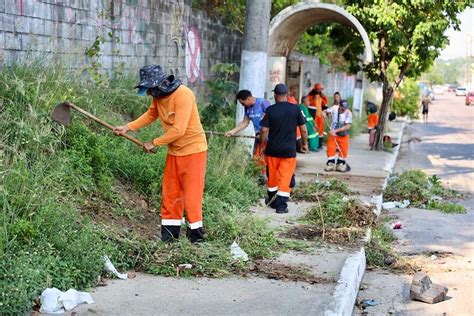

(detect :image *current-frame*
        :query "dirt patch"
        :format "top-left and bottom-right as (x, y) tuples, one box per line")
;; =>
(301, 174), (385, 196)
(81, 182), (161, 240)
(244, 260), (335, 284)
(283, 225), (366, 245)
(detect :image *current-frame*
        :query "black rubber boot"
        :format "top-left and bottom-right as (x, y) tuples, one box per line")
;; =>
(186, 227), (205, 243)
(274, 195), (289, 214)
(161, 225), (181, 242)
(265, 190), (277, 209)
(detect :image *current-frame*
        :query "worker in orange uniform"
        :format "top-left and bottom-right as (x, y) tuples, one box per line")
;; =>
(114, 65), (207, 242)
(308, 83), (328, 149)
(324, 99), (352, 172)
(367, 101), (379, 147)
(260, 84), (308, 214)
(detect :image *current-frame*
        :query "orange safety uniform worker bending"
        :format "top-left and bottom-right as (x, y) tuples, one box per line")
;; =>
(307, 83), (328, 149)
(324, 99), (352, 173)
(114, 65), (207, 242)
(260, 84), (308, 214)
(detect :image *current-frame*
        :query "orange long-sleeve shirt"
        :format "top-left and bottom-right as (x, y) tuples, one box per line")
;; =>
(127, 85), (207, 156)
(308, 94), (328, 118)
(367, 113), (379, 129)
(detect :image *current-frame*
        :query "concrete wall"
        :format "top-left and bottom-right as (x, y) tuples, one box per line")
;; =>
(0, 0), (243, 86)
(265, 52), (356, 104)
(290, 53), (356, 101)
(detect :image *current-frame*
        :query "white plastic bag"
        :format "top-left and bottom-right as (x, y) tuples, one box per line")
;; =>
(103, 255), (128, 280)
(231, 241), (249, 261)
(39, 287), (94, 314)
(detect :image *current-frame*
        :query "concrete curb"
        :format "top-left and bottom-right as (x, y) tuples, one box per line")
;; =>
(324, 118), (407, 315)
(323, 248), (366, 316)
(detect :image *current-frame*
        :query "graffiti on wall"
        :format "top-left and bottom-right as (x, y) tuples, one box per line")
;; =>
(184, 26), (203, 84)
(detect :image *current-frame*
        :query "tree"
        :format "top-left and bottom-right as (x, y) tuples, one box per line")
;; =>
(331, 0), (471, 150)
(421, 58), (466, 85)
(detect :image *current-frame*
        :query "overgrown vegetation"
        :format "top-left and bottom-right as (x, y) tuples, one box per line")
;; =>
(384, 170), (464, 212)
(0, 63), (274, 313)
(292, 179), (375, 229)
(392, 77), (420, 119)
(200, 63), (239, 130)
(292, 178), (352, 201)
(365, 225), (398, 268)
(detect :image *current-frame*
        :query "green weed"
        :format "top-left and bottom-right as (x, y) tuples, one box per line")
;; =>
(427, 200), (467, 214)
(365, 225), (397, 268)
(292, 178), (352, 201)
(384, 170), (464, 210)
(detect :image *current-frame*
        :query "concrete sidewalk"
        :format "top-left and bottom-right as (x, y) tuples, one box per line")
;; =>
(74, 120), (406, 316)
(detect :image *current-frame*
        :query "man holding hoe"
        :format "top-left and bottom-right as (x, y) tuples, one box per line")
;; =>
(225, 90), (271, 177)
(114, 65), (207, 243)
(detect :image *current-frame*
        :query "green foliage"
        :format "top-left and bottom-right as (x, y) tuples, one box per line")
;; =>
(305, 192), (375, 228)
(366, 225), (397, 268)
(0, 63), (275, 313)
(421, 58), (467, 85)
(384, 170), (464, 210)
(200, 63), (239, 129)
(392, 77), (421, 119)
(384, 170), (431, 206)
(335, 0), (472, 150)
(192, 0), (345, 66)
(292, 178), (352, 201)
(427, 200), (467, 214)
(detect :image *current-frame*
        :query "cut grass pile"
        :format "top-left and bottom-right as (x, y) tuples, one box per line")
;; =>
(289, 179), (375, 245)
(0, 63), (275, 313)
(292, 178), (352, 202)
(384, 170), (465, 213)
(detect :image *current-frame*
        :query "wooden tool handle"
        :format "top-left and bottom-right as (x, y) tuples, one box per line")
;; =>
(204, 131), (256, 139)
(67, 102), (155, 152)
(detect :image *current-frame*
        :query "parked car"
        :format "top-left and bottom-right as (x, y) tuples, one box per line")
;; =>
(433, 85), (444, 94)
(456, 87), (467, 96)
(448, 85), (458, 93)
(466, 92), (474, 106)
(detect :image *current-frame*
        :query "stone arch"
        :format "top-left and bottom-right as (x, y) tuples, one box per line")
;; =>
(268, 2), (373, 63)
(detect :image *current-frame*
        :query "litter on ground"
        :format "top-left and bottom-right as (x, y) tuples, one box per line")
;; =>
(39, 288), (94, 314)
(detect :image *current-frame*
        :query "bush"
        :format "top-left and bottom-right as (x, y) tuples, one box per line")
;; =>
(384, 170), (464, 209)
(392, 77), (420, 119)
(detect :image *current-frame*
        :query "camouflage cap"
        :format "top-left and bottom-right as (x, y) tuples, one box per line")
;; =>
(135, 64), (168, 88)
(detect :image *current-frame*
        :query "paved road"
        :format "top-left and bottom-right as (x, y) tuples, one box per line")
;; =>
(395, 93), (474, 193)
(356, 93), (474, 315)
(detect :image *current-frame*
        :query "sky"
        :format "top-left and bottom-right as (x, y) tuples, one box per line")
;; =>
(439, 7), (473, 60)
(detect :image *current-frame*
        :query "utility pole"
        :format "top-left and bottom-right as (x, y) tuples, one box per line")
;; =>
(236, 0), (271, 146)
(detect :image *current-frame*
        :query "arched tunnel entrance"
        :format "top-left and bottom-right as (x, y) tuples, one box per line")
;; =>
(265, 2), (373, 111)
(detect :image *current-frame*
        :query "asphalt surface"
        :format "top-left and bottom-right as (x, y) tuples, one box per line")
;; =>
(356, 93), (474, 315)
(394, 93), (474, 193)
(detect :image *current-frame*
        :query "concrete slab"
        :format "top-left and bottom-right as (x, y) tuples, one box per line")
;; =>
(386, 204), (474, 257)
(74, 274), (334, 315)
(251, 199), (312, 229)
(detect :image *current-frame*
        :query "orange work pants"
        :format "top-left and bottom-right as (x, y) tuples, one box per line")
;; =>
(315, 116), (324, 136)
(161, 151), (207, 230)
(326, 135), (349, 160)
(253, 139), (267, 175)
(266, 156), (297, 197)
